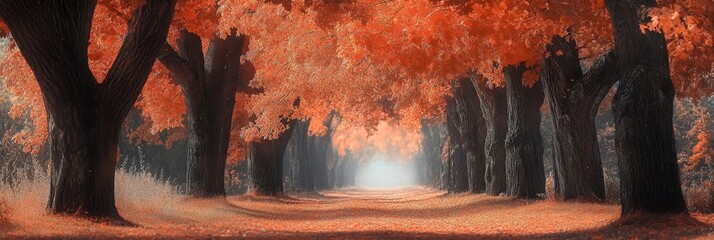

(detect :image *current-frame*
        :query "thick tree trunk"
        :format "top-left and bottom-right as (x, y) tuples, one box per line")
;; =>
(473, 78), (508, 195)
(503, 64), (546, 199)
(247, 125), (294, 196)
(286, 121), (310, 192)
(420, 122), (446, 188)
(295, 122), (312, 191)
(308, 118), (334, 191)
(540, 35), (619, 201)
(444, 78), (485, 193)
(606, 0), (686, 216)
(0, 0), (175, 218)
(157, 30), (247, 197)
(445, 96), (469, 192)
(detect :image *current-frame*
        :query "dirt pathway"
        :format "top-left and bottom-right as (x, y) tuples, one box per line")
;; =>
(2, 187), (713, 239)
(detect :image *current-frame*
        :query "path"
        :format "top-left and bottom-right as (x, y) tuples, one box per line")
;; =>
(2, 186), (714, 239)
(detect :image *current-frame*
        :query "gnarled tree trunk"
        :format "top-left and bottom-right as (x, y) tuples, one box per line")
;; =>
(540, 35), (619, 201)
(288, 120), (310, 192)
(420, 122), (446, 188)
(473, 77), (508, 195)
(308, 117), (335, 191)
(605, 0), (686, 217)
(445, 97), (469, 193)
(0, 0), (175, 218)
(157, 30), (247, 197)
(503, 64), (545, 199)
(445, 78), (486, 193)
(247, 123), (295, 196)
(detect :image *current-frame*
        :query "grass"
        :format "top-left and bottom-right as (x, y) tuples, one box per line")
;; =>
(0, 158), (181, 228)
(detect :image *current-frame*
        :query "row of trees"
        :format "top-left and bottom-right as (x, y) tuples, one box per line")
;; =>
(0, 0), (712, 223)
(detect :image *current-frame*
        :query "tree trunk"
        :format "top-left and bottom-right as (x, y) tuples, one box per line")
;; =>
(473, 78), (508, 195)
(247, 125), (294, 196)
(440, 137), (451, 190)
(293, 121), (315, 192)
(503, 64), (546, 199)
(540, 35), (619, 201)
(605, 0), (687, 216)
(308, 116), (335, 191)
(0, 0), (175, 218)
(445, 96), (469, 192)
(287, 121), (310, 192)
(157, 30), (247, 197)
(420, 122), (446, 188)
(444, 77), (485, 193)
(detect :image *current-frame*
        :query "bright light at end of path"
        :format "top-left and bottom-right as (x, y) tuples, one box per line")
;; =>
(355, 156), (417, 188)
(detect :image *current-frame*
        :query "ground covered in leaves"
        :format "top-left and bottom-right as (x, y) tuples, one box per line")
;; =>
(2, 187), (714, 239)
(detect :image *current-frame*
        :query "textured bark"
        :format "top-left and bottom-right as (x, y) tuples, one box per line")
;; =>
(440, 138), (451, 190)
(606, 0), (686, 216)
(445, 97), (469, 193)
(420, 122), (446, 188)
(0, 0), (175, 218)
(308, 116), (335, 191)
(247, 124), (295, 196)
(541, 35), (619, 201)
(503, 64), (545, 199)
(286, 121), (310, 192)
(445, 78), (486, 193)
(157, 30), (247, 197)
(473, 78), (508, 195)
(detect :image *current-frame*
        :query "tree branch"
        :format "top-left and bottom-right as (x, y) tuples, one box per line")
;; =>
(156, 41), (191, 85)
(101, 0), (176, 124)
(579, 50), (619, 116)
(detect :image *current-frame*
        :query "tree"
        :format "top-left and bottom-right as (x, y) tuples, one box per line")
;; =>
(248, 121), (295, 196)
(473, 78), (508, 196)
(606, 0), (687, 217)
(156, 29), (250, 197)
(0, 0), (175, 218)
(504, 63), (546, 199)
(419, 121), (446, 188)
(540, 35), (618, 201)
(444, 94), (469, 193)
(445, 77), (486, 193)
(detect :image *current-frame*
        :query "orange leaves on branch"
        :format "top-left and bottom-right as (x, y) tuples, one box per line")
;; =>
(135, 63), (185, 135)
(684, 104), (713, 172)
(644, 1), (714, 98)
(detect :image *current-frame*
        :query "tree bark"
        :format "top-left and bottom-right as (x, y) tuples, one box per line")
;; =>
(473, 78), (508, 195)
(540, 35), (619, 201)
(445, 78), (486, 193)
(503, 63), (546, 199)
(605, 0), (687, 216)
(287, 120), (310, 192)
(308, 116), (335, 191)
(157, 30), (247, 197)
(247, 124), (295, 196)
(0, 0), (175, 218)
(440, 138), (451, 190)
(420, 122), (446, 188)
(445, 97), (469, 193)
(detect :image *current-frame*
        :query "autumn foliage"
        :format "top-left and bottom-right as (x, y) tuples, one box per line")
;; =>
(0, 0), (711, 162)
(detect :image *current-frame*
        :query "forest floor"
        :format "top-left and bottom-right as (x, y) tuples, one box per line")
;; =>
(2, 186), (714, 239)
